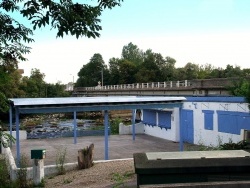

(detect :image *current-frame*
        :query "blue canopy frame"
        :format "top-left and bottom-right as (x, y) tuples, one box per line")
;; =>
(9, 96), (185, 163)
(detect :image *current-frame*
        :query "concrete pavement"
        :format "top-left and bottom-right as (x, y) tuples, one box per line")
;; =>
(10, 134), (198, 166)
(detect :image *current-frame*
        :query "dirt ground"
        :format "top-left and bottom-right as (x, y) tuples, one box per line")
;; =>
(45, 159), (136, 188)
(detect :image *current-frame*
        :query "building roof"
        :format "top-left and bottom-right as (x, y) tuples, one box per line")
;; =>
(9, 96), (186, 114)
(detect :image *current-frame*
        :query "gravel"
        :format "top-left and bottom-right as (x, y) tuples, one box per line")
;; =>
(45, 159), (136, 188)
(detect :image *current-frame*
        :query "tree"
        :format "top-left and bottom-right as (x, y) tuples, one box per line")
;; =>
(223, 64), (243, 78)
(135, 49), (165, 82)
(228, 78), (250, 109)
(108, 57), (121, 85)
(182, 62), (199, 80)
(0, 0), (122, 112)
(163, 56), (177, 81)
(46, 83), (70, 97)
(76, 53), (107, 87)
(0, 0), (123, 63)
(119, 59), (137, 84)
(20, 68), (46, 97)
(121, 42), (144, 66)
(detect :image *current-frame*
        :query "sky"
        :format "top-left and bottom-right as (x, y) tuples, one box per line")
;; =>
(18, 0), (250, 84)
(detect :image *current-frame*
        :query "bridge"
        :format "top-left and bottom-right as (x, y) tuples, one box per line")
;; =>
(73, 78), (237, 97)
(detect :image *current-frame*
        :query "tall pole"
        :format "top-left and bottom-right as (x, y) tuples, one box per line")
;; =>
(101, 69), (103, 87)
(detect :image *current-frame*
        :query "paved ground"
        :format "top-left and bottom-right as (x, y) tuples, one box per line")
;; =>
(10, 134), (198, 166)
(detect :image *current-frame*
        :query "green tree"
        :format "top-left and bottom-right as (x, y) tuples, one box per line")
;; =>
(223, 64), (243, 78)
(0, 0), (123, 63)
(197, 64), (215, 79)
(20, 68), (46, 97)
(108, 57), (121, 85)
(135, 49), (165, 82)
(163, 56), (177, 81)
(46, 83), (70, 97)
(182, 62), (199, 80)
(0, 0), (122, 112)
(121, 42), (144, 66)
(76, 53), (107, 87)
(119, 59), (137, 84)
(229, 78), (250, 108)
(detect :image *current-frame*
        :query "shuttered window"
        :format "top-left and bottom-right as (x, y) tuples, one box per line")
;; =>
(158, 111), (171, 129)
(202, 110), (214, 130)
(142, 110), (156, 126)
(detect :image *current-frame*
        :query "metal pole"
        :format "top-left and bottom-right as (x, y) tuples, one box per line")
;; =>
(15, 107), (20, 166)
(101, 68), (103, 87)
(132, 109), (136, 141)
(179, 108), (184, 151)
(73, 111), (77, 144)
(104, 110), (109, 160)
(9, 107), (13, 147)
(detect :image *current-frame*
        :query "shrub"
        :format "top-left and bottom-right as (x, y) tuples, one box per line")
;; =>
(219, 140), (250, 150)
(56, 147), (67, 175)
(110, 117), (122, 135)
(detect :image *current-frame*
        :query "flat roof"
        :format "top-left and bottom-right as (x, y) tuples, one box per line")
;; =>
(9, 96), (186, 114)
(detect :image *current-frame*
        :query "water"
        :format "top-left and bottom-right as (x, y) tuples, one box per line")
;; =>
(26, 119), (104, 139)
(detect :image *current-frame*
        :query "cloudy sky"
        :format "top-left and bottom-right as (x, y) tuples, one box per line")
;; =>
(18, 0), (250, 84)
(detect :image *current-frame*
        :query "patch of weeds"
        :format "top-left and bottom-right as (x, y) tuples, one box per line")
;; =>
(0, 155), (15, 187)
(110, 117), (122, 134)
(111, 171), (134, 188)
(33, 178), (45, 187)
(47, 175), (55, 179)
(56, 147), (67, 175)
(63, 178), (72, 184)
(16, 154), (33, 188)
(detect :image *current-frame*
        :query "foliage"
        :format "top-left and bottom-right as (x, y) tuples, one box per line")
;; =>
(219, 140), (250, 150)
(228, 78), (250, 108)
(76, 53), (108, 87)
(0, 0), (123, 62)
(0, 123), (16, 148)
(0, 156), (14, 187)
(18, 68), (70, 98)
(110, 117), (122, 134)
(16, 154), (32, 188)
(56, 147), (67, 175)
(111, 171), (134, 188)
(0, 0), (123, 113)
(0, 92), (9, 112)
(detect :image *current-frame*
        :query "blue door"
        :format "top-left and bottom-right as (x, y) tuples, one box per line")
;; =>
(182, 109), (194, 144)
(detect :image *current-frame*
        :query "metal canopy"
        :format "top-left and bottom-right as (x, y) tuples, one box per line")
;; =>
(9, 96), (186, 114)
(9, 96), (186, 163)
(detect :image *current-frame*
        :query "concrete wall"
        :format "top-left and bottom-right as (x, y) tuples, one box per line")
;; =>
(4, 130), (27, 140)
(144, 108), (180, 142)
(119, 122), (144, 135)
(142, 97), (250, 147)
(182, 100), (249, 147)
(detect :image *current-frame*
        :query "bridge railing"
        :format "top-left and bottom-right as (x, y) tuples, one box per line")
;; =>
(74, 80), (193, 92)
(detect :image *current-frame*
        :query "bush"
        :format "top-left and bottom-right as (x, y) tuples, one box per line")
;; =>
(219, 140), (250, 150)
(110, 117), (122, 134)
(0, 156), (13, 187)
(56, 147), (67, 175)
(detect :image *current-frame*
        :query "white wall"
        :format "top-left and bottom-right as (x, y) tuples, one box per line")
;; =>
(142, 99), (249, 147)
(183, 101), (249, 147)
(119, 122), (144, 135)
(144, 107), (180, 142)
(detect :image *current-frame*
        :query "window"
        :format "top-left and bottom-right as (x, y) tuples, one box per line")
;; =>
(202, 110), (214, 130)
(158, 111), (172, 130)
(142, 110), (156, 126)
